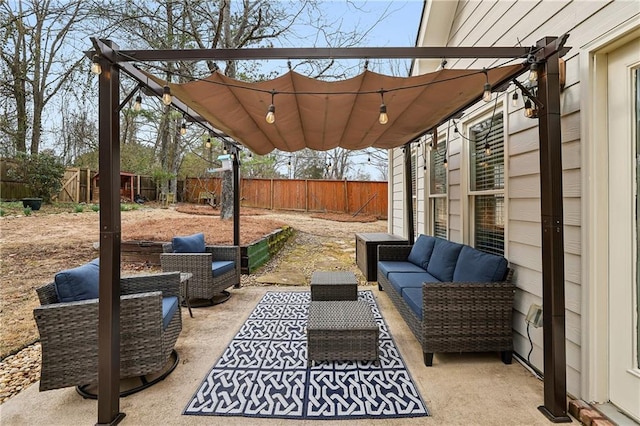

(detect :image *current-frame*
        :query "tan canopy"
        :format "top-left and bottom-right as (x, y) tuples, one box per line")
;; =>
(148, 64), (525, 154)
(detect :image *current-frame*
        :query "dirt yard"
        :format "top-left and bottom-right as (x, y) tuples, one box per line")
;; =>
(0, 203), (386, 359)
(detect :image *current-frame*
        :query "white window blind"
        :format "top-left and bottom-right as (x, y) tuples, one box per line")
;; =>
(470, 114), (505, 256)
(429, 136), (447, 239)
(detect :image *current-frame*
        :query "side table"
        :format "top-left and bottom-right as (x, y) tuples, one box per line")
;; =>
(179, 272), (193, 317)
(355, 233), (408, 281)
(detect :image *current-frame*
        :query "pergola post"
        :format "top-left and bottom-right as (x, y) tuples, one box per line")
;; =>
(233, 149), (240, 247)
(96, 40), (125, 425)
(535, 36), (571, 423)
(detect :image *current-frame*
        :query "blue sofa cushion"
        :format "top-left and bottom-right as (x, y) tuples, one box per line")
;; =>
(388, 272), (440, 296)
(407, 235), (436, 269)
(378, 261), (426, 279)
(162, 296), (180, 330)
(172, 233), (205, 253)
(426, 238), (464, 282)
(54, 260), (100, 302)
(212, 261), (236, 277)
(402, 287), (423, 320)
(453, 246), (509, 282)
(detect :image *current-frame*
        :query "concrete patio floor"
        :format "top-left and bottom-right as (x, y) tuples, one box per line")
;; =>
(1, 284), (553, 426)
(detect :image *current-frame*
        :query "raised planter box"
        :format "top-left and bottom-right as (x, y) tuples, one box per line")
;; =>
(121, 225), (294, 273)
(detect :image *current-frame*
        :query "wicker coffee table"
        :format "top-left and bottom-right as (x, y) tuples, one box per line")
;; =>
(310, 271), (358, 301)
(307, 300), (379, 365)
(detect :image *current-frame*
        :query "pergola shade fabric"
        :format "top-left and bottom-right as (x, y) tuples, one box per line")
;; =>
(147, 64), (525, 154)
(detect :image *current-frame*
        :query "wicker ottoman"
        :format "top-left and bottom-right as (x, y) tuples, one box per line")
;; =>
(310, 271), (358, 301)
(307, 300), (379, 365)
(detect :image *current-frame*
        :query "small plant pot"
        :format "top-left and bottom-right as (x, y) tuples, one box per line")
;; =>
(22, 198), (43, 211)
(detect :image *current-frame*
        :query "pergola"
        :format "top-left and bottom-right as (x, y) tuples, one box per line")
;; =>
(90, 35), (571, 425)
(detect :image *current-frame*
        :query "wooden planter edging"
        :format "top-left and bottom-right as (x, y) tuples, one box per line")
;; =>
(121, 225), (294, 273)
(241, 226), (294, 274)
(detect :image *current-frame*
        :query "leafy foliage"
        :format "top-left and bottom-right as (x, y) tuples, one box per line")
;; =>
(8, 152), (66, 202)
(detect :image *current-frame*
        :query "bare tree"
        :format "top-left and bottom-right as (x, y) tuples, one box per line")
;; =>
(0, 0), (90, 155)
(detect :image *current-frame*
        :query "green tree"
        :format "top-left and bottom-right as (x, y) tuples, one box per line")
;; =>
(8, 151), (66, 202)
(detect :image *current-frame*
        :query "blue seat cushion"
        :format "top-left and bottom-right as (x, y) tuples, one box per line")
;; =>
(407, 234), (436, 269)
(54, 260), (100, 302)
(402, 287), (423, 320)
(212, 261), (235, 277)
(162, 296), (180, 330)
(453, 246), (509, 282)
(388, 272), (439, 296)
(378, 261), (426, 279)
(426, 238), (464, 282)
(172, 233), (205, 253)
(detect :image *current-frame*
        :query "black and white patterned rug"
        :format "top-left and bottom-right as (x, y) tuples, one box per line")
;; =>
(183, 290), (429, 420)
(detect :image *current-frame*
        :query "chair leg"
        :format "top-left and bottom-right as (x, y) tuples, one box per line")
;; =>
(423, 352), (434, 366)
(501, 350), (513, 365)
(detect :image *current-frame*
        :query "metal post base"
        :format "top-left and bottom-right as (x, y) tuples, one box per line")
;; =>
(96, 412), (126, 426)
(538, 405), (572, 423)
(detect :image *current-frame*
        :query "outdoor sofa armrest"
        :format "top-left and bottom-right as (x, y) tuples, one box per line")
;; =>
(120, 271), (181, 299)
(377, 244), (413, 262)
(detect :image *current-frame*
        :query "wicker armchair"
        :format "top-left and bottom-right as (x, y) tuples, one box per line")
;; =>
(161, 243), (240, 305)
(34, 272), (182, 396)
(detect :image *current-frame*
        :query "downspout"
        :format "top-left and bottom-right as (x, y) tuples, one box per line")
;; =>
(404, 142), (415, 244)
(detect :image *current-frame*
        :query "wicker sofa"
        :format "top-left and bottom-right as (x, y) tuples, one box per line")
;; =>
(34, 261), (182, 395)
(161, 232), (240, 305)
(377, 234), (515, 366)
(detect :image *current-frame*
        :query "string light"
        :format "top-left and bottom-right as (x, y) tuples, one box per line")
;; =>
(180, 121), (187, 135)
(205, 137), (211, 149)
(367, 153), (371, 162)
(378, 90), (388, 125)
(524, 98), (534, 118)
(266, 91), (276, 124)
(511, 91), (519, 107)
(162, 85), (172, 105)
(443, 158), (448, 168)
(485, 142), (491, 156)
(90, 55), (102, 75)
(482, 68), (492, 103)
(134, 94), (142, 111)
(528, 62), (538, 83)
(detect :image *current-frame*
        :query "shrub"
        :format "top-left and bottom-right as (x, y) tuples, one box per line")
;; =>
(8, 152), (66, 203)
(23, 207), (32, 216)
(0, 209), (5, 217)
(74, 205), (84, 213)
(91, 204), (100, 212)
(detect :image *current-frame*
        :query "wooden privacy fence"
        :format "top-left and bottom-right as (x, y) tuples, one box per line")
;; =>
(185, 177), (388, 218)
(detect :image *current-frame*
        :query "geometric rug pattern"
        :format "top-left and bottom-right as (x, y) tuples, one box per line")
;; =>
(183, 290), (429, 419)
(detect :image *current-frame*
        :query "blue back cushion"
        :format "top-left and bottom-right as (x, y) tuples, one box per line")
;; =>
(172, 233), (205, 253)
(453, 246), (509, 282)
(407, 235), (435, 269)
(54, 259), (100, 302)
(426, 238), (464, 282)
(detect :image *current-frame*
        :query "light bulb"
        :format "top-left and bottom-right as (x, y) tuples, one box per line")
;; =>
(524, 99), (534, 118)
(265, 104), (275, 124)
(378, 103), (388, 125)
(205, 138), (211, 149)
(162, 85), (172, 105)
(443, 158), (448, 168)
(180, 122), (187, 135)
(511, 91), (519, 107)
(482, 82), (492, 102)
(134, 95), (142, 112)
(528, 63), (538, 82)
(485, 143), (491, 156)
(91, 55), (102, 75)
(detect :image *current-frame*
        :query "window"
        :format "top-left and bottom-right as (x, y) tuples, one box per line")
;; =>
(410, 147), (418, 239)
(429, 135), (447, 238)
(469, 113), (504, 256)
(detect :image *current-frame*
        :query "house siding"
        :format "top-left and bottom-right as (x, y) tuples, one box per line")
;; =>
(390, 0), (639, 400)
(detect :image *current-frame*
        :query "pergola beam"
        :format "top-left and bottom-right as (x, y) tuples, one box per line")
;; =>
(115, 46), (539, 62)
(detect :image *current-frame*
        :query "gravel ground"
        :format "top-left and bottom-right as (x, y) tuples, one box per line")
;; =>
(0, 210), (387, 404)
